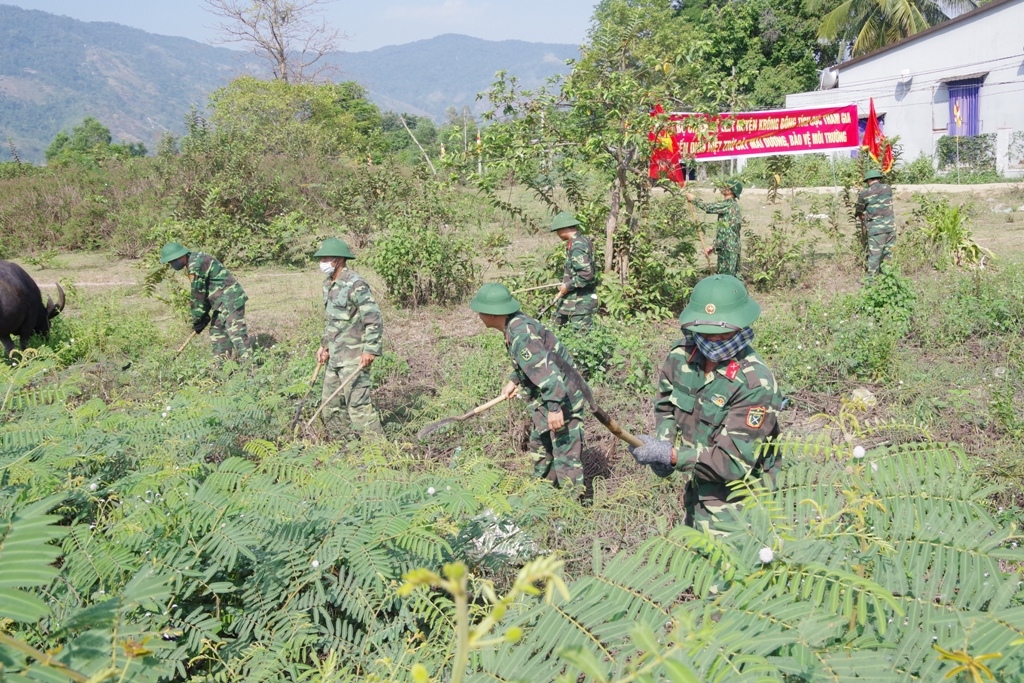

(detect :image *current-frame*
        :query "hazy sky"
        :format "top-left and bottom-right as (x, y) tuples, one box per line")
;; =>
(6, 0), (598, 51)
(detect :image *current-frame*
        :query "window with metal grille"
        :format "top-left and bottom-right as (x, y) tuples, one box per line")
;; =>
(947, 78), (983, 136)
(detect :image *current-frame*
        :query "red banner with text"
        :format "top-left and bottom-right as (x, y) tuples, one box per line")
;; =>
(659, 104), (860, 162)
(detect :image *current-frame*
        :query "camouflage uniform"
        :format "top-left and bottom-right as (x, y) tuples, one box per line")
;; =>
(321, 268), (383, 436)
(555, 233), (598, 330)
(854, 182), (896, 275)
(693, 197), (742, 276)
(504, 312), (587, 486)
(654, 339), (782, 530)
(187, 252), (251, 358)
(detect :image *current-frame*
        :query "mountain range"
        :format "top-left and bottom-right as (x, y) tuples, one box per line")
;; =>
(0, 4), (577, 162)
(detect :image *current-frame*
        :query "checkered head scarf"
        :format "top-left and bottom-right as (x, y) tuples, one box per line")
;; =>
(693, 327), (755, 362)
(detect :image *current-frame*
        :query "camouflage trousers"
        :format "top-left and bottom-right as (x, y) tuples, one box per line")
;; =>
(683, 461), (780, 534)
(554, 291), (598, 331)
(714, 225), (741, 276)
(209, 307), (252, 358)
(321, 361), (382, 438)
(715, 246), (740, 276)
(866, 229), (896, 275)
(528, 412), (584, 488)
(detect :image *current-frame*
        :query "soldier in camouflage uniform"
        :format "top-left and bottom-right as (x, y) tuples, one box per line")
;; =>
(471, 283), (587, 487)
(628, 275), (783, 531)
(686, 179), (744, 276)
(315, 238), (383, 437)
(159, 242), (252, 359)
(549, 212), (598, 330)
(854, 169), (896, 275)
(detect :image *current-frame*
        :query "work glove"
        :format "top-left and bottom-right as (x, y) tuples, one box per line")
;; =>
(628, 435), (675, 471)
(193, 313), (211, 334)
(648, 462), (675, 478)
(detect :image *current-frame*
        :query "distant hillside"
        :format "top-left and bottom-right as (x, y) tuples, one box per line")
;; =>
(332, 34), (577, 120)
(0, 4), (258, 162)
(0, 5), (577, 162)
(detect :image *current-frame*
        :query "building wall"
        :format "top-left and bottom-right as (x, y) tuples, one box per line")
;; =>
(786, 0), (1024, 177)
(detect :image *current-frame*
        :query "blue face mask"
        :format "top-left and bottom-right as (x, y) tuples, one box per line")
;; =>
(171, 259), (185, 271)
(693, 327), (755, 362)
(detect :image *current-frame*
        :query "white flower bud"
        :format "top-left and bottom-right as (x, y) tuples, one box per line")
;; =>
(311, 560), (320, 568)
(759, 547), (774, 564)
(427, 487), (436, 495)
(853, 445), (866, 459)
(89, 483), (98, 491)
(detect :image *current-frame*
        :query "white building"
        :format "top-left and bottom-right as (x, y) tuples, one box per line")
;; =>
(785, 0), (1024, 177)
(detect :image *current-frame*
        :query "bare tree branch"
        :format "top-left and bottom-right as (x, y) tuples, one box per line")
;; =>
(202, 0), (344, 83)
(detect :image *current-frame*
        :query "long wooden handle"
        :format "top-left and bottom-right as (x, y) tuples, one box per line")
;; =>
(688, 194), (712, 266)
(173, 331), (198, 358)
(289, 360), (328, 432)
(593, 409), (644, 448)
(309, 359), (325, 385)
(512, 282), (562, 295)
(305, 365), (364, 429)
(462, 393), (511, 419)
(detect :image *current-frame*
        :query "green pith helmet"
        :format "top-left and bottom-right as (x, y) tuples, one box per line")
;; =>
(314, 238), (356, 259)
(719, 178), (743, 197)
(549, 211), (580, 232)
(159, 242), (189, 264)
(470, 283), (522, 316)
(863, 169), (884, 181)
(678, 274), (761, 334)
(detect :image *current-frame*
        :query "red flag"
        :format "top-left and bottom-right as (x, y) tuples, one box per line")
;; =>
(648, 105), (685, 186)
(861, 98), (893, 173)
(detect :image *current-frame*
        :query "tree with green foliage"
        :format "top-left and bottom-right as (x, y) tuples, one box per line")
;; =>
(479, 0), (834, 317)
(482, 1), (687, 290)
(811, 0), (975, 56)
(208, 76), (383, 157)
(44, 117), (146, 166)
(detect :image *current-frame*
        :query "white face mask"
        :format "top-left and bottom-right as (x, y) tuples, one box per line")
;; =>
(319, 261), (336, 275)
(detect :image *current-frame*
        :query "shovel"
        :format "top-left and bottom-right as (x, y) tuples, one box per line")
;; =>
(417, 393), (513, 440)
(289, 359), (325, 433)
(305, 365), (364, 430)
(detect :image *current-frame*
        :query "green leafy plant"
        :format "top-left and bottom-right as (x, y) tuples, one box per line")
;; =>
(911, 194), (992, 268)
(744, 210), (817, 291)
(430, 441), (1024, 682)
(937, 134), (996, 171)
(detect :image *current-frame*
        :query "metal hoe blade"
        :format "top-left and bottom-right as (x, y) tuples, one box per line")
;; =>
(416, 417), (460, 440)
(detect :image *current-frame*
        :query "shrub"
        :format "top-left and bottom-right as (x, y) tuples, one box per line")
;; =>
(744, 210), (818, 291)
(892, 152), (937, 184)
(371, 218), (477, 308)
(909, 194), (991, 268)
(936, 133), (996, 170)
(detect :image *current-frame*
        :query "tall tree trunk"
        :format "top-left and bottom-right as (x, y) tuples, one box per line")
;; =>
(618, 163), (635, 285)
(604, 182), (619, 275)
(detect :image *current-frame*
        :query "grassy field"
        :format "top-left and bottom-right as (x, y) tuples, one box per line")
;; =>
(7, 181), (1024, 680)
(17, 182), (1024, 501)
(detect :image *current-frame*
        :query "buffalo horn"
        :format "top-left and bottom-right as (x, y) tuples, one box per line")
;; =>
(47, 282), (66, 319)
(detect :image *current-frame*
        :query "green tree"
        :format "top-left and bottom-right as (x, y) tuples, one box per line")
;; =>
(44, 117), (146, 166)
(811, 0), (975, 56)
(208, 76), (383, 157)
(684, 0), (838, 109)
(483, 1), (685, 278)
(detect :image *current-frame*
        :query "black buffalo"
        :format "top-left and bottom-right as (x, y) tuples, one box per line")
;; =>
(0, 260), (66, 357)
